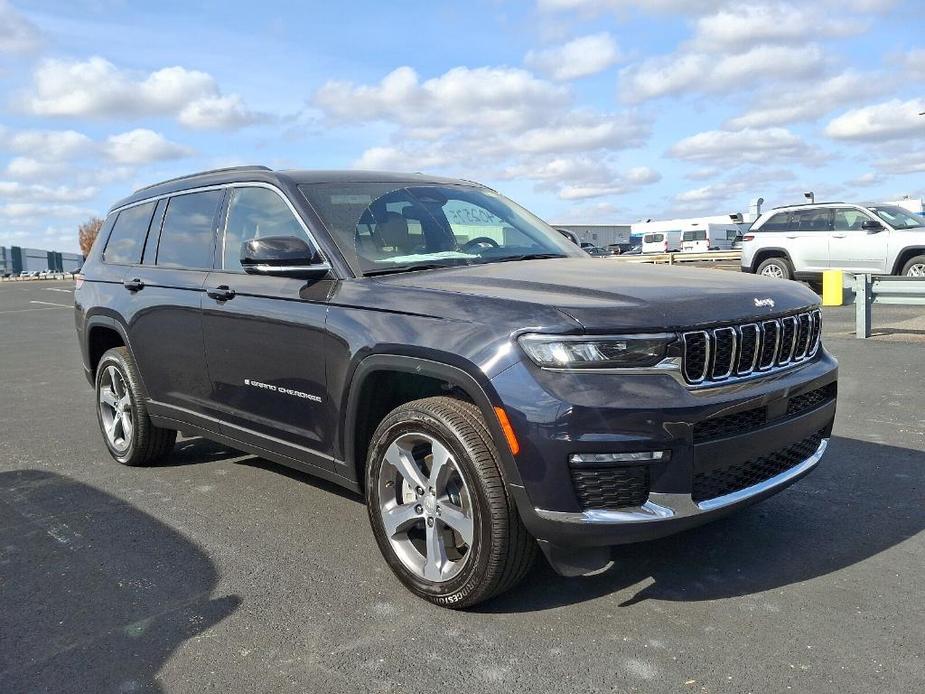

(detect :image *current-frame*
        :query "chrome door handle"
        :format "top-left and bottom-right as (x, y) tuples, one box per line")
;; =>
(206, 285), (235, 301)
(831, 234), (847, 239)
(123, 278), (144, 292)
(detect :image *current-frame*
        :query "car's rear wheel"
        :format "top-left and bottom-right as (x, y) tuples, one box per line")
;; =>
(756, 256), (793, 280)
(901, 255), (925, 277)
(96, 347), (176, 466)
(366, 396), (536, 608)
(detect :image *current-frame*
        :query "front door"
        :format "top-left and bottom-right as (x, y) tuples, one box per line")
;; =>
(828, 207), (889, 273)
(201, 185), (336, 466)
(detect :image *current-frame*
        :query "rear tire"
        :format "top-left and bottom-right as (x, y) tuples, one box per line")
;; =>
(756, 256), (793, 281)
(366, 396), (536, 608)
(95, 347), (176, 466)
(901, 255), (925, 277)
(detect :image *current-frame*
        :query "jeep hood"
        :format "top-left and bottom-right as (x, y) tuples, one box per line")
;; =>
(377, 258), (819, 331)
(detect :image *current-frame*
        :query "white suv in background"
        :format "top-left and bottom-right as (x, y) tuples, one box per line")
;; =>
(741, 202), (925, 281)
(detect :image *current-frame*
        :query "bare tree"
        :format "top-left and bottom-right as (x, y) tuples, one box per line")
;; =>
(78, 216), (103, 257)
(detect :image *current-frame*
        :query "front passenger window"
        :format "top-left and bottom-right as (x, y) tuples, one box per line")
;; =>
(222, 187), (311, 271)
(833, 208), (871, 231)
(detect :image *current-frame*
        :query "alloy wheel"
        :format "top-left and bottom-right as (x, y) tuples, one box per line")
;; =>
(761, 264), (785, 279)
(906, 263), (925, 277)
(99, 365), (133, 452)
(377, 432), (475, 582)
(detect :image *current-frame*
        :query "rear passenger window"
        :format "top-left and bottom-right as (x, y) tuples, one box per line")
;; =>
(221, 187), (309, 271)
(760, 212), (790, 231)
(103, 202), (156, 264)
(156, 191), (223, 269)
(791, 209), (833, 232)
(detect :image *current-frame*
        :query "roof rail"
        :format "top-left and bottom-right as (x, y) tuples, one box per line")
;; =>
(771, 201), (845, 210)
(132, 165), (273, 194)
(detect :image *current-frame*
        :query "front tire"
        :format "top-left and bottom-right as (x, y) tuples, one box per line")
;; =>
(756, 256), (793, 281)
(95, 347), (176, 466)
(901, 255), (925, 277)
(366, 396), (536, 608)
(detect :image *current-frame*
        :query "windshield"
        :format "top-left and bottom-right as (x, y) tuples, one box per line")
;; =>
(299, 182), (581, 275)
(868, 205), (924, 230)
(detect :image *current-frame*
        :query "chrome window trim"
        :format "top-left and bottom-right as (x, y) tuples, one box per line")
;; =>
(535, 439), (828, 524)
(108, 181), (329, 269)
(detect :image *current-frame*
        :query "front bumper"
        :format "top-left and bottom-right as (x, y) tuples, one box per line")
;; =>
(491, 348), (837, 550)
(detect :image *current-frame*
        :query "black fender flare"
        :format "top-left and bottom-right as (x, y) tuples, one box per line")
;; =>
(342, 353), (527, 492)
(83, 312), (148, 394)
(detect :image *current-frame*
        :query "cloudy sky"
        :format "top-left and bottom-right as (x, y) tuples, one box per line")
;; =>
(1, 0), (922, 254)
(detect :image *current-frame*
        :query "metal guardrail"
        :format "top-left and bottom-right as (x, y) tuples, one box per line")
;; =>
(854, 274), (925, 338)
(608, 250), (742, 265)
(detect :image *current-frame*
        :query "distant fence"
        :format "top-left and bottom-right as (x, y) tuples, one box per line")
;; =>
(608, 250), (742, 265)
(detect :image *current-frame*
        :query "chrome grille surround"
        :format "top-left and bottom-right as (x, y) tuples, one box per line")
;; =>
(681, 309), (822, 387)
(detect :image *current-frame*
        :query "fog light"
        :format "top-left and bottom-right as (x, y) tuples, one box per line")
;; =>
(569, 451), (668, 464)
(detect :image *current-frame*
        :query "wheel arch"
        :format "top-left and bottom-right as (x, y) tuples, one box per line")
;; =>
(751, 247), (794, 273)
(342, 354), (525, 497)
(891, 247), (925, 275)
(84, 314), (149, 398)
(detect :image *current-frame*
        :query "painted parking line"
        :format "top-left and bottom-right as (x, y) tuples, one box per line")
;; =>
(43, 288), (73, 293)
(29, 300), (72, 307)
(0, 306), (71, 314)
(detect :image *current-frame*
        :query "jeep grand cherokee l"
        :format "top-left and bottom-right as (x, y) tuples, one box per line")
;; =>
(75, 166), (838, 608)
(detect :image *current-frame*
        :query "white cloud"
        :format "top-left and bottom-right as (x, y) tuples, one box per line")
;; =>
(103, 129), (193, 164)
(319, 65), (649, 199)
(558, 166), (661, 199)
(692, 3), (861, 50)
(4, 157), (67, 180)
(727, 71), (881, 128)
(0, 181), (98, 203)
(620, 44), (825, 102)
(2, 128), (94, 159)
(0, 202), (94, 220)
(525, 33), (622, 81)
(537, 0), (722, 15)
(0, 0), (41, 54)
(668, 127), (810, 163)
(20, 57), (261, 130)
(675, 180), (748, 206)
(825, 98), (925, 141)
(316, 66), (566, 132)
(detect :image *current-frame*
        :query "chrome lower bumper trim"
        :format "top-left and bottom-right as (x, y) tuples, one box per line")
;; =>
(535, 438), (828, 525)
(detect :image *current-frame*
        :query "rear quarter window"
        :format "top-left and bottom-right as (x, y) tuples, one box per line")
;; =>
(156, 190), (223, 269)
(758, 212), (790, 231)
(103, 202), (156, 265)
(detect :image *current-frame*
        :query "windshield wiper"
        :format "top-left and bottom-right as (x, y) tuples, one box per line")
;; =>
(364, 263), (455, 277)
(488, 253), (566, 263)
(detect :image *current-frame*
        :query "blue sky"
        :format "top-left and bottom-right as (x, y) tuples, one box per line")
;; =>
(1, 0), (923, 254)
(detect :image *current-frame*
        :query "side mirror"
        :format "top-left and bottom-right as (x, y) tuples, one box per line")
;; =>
(861, 220), (884, 233)
(240, 236), (330, 278)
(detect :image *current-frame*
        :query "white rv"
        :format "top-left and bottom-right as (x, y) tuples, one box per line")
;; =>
(680, 224), (742, 252)
(642, 230), (683, 254)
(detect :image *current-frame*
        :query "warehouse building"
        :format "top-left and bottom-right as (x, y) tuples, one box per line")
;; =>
(552, 224), (632, 247)
(0, 246), (83, 274)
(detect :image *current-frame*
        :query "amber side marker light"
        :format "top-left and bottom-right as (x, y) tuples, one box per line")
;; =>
(493, 406), (520, 456)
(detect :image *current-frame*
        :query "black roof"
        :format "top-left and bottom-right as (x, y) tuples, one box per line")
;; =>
(109, 166), (477, 212)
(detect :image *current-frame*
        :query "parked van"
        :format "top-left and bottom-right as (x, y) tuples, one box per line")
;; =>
(642, 231), (682, 254)
(681, 224), (741, 253)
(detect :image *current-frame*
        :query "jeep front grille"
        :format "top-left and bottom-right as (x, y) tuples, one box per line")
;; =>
(681, 309), (821, 386)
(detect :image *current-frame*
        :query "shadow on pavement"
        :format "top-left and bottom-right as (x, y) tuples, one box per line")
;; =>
(480, 436), (924, 613)
(0, 469), (239, 692)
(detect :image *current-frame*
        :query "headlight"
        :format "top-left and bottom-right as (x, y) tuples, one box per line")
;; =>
(518, 333), (675, 369)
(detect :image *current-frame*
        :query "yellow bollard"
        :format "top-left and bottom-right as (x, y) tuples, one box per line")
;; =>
(822, 270), (844, 306)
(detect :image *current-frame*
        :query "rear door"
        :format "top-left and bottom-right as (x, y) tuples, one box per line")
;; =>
(828, 207), (889, 273)
(201, 184), (336, 466)
(784, 209), (832, 273)
(125, 189), (223, 419)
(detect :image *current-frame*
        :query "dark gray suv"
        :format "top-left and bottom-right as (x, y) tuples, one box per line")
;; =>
(75, 166), (838, 607)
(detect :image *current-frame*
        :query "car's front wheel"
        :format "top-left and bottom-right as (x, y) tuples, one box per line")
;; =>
(756, 256), (793, 280)
(366, 396), (536, 608)
(96, 346), (176, 466)
(901, 255), (925, 277)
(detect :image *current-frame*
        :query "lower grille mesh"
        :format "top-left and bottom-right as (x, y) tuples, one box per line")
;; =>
(692, 431), (824, 503)
(693, 407), (767, 443)
(787, 383), (837, 416)
(571, 465), (650, 510)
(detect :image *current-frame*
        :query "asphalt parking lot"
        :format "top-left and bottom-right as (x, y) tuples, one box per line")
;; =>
(1, 279), (922, 693)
